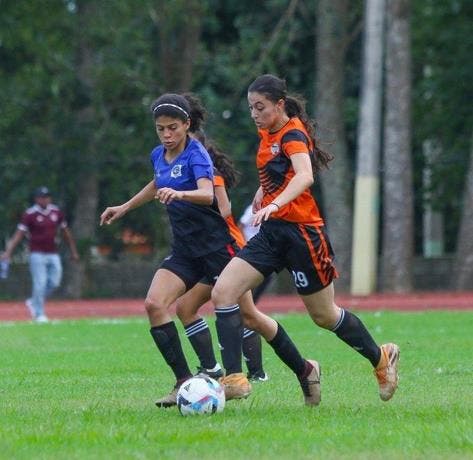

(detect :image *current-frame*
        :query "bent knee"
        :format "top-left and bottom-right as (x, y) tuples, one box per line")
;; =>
(211, 283), (232, 307)
(310, 310), (340, 329)
(144, 296), (166, 316)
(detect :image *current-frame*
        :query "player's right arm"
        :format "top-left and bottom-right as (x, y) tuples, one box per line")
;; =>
(1, 229), (27, 261)
(252, 186), (264, 213)
(100, 180), (157, 226)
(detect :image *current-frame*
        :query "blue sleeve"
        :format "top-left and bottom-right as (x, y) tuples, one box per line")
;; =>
(190, 149), (214, 181)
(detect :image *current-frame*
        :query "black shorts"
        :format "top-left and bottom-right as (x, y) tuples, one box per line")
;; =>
(236, 219), (339, 295)
(159, 243), (238, 291)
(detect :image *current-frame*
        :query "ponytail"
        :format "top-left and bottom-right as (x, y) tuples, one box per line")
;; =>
(285, 95), (333, 173)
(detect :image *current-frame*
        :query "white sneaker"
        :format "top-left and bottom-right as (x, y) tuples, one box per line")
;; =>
(25, 299), (36, 319)
(35, 314), (49, 323)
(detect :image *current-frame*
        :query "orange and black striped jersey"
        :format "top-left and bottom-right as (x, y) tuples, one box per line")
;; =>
(256, 117), (324, 225)
(214, 171), (246, 249)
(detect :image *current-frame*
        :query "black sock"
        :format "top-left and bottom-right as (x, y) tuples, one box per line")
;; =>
(332, 309), (381, 367)
(243, 328), (264, 375)
(267, 322), (306, 376)
(150, 321), (192, 381)
(215, 304), (243, 375)
(184, 318), (218, 370)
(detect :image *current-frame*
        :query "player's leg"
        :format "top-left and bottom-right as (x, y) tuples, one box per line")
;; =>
(243, 274), (274, 381)
(175, 282), (223, 378)
(146, 268), (193, 407)
(243, 328), (268, 381)
(212, 255), (320, 406)
(204, 246), (250, 399)
(292, 223), (399, 401)
(45, 254), (62, 295)
(28, 252), (48, 321)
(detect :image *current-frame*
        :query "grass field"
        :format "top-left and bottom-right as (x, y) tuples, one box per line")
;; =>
(1, 311), (472, 459)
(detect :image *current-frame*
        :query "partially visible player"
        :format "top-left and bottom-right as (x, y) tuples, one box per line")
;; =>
(175, 93), (268, 382)
(211, 74), (400, 405)
(100, 93), (251, 407)
(238, 203), (275, 309)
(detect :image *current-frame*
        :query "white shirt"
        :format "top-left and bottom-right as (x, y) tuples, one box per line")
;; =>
(239, 205), (260, 241)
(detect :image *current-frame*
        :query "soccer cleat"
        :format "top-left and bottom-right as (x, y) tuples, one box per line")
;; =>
(374, 343), (400, 401)
(196, 365), (224, 380)
(155, 385), (179, 408)
(25, 299), (36, 319)
(298, 360), (321, 406)
(219, 372), (252, 400)
(247, 370), (269, 382)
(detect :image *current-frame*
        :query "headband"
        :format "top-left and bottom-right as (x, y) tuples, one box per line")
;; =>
(153, 103), (189, 119)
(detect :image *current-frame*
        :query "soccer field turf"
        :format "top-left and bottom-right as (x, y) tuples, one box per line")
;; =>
(1, 311), (472, 459)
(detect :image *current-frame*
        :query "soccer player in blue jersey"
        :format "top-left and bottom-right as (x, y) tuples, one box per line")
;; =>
(100, 93), (251, 407)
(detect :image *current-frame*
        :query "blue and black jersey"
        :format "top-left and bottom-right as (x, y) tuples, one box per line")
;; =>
(150, 137), (233, 257)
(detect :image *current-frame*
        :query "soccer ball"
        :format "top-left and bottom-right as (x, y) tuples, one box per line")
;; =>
(176, 374), (225, 416)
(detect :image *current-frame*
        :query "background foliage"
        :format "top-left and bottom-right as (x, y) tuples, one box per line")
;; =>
(0, 0), (471, 257)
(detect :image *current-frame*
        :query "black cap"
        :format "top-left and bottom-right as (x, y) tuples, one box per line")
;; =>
(34, 186), (51, 197)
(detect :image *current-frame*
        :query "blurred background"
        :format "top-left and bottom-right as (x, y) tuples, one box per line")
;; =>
(0, 0), (472, 299)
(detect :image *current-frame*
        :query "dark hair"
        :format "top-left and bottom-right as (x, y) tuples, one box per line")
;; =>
(182, 93), (241, 188)
(248, 74), (333, 172)
(182, 92), (206, 133)
(150, 93), (191, 122)
(192, 131), (241, 189)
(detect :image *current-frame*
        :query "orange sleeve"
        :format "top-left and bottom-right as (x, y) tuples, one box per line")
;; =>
(281, 129), (311, 156)
(284, 140), (310, 156)
(225, 215), (246, 249)
(213, 174), (225, 187)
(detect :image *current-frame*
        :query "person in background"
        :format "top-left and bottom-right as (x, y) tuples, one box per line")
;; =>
(211, 74), (400, 406)
(238, 203), (275, 307)
(1, 187), (79, 323)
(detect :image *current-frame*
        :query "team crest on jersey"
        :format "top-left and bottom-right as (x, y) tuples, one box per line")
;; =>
(51, 214), (58, 222)
(171, 164), (183, 178)
(270, 143), (280, 155)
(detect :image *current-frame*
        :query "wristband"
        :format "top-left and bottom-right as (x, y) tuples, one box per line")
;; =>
(270, 202), (280, 210)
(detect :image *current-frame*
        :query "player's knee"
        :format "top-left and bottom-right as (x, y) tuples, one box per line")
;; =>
(211, 283), (231, 307)
(310, 309), (338, 329)
(144, 296), (166, 316)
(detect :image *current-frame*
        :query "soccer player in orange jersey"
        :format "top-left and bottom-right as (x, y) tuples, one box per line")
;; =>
(211, 74), (400, 405)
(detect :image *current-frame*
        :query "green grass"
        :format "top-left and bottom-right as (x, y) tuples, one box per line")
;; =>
(1, 311), (472, 459)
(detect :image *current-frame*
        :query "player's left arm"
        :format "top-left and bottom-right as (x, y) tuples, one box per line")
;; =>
(214, 185), (232, 218)
(253, 153), (313, 225)
(156, 177), (214, 206)
(62, 226), (80, 261)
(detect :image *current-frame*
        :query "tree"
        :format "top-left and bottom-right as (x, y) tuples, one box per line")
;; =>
(351, 0), (385, 294)
(315, 0), (352, 291)
(381, 0), (413, 291)
(452, 132), (473, 289)
(149, 0), (206, 92)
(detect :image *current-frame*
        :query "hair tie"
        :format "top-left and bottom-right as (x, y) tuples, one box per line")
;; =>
(153, 103), (189, 118)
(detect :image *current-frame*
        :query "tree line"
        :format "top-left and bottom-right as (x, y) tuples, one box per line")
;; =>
(0, 0), (471, 295)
